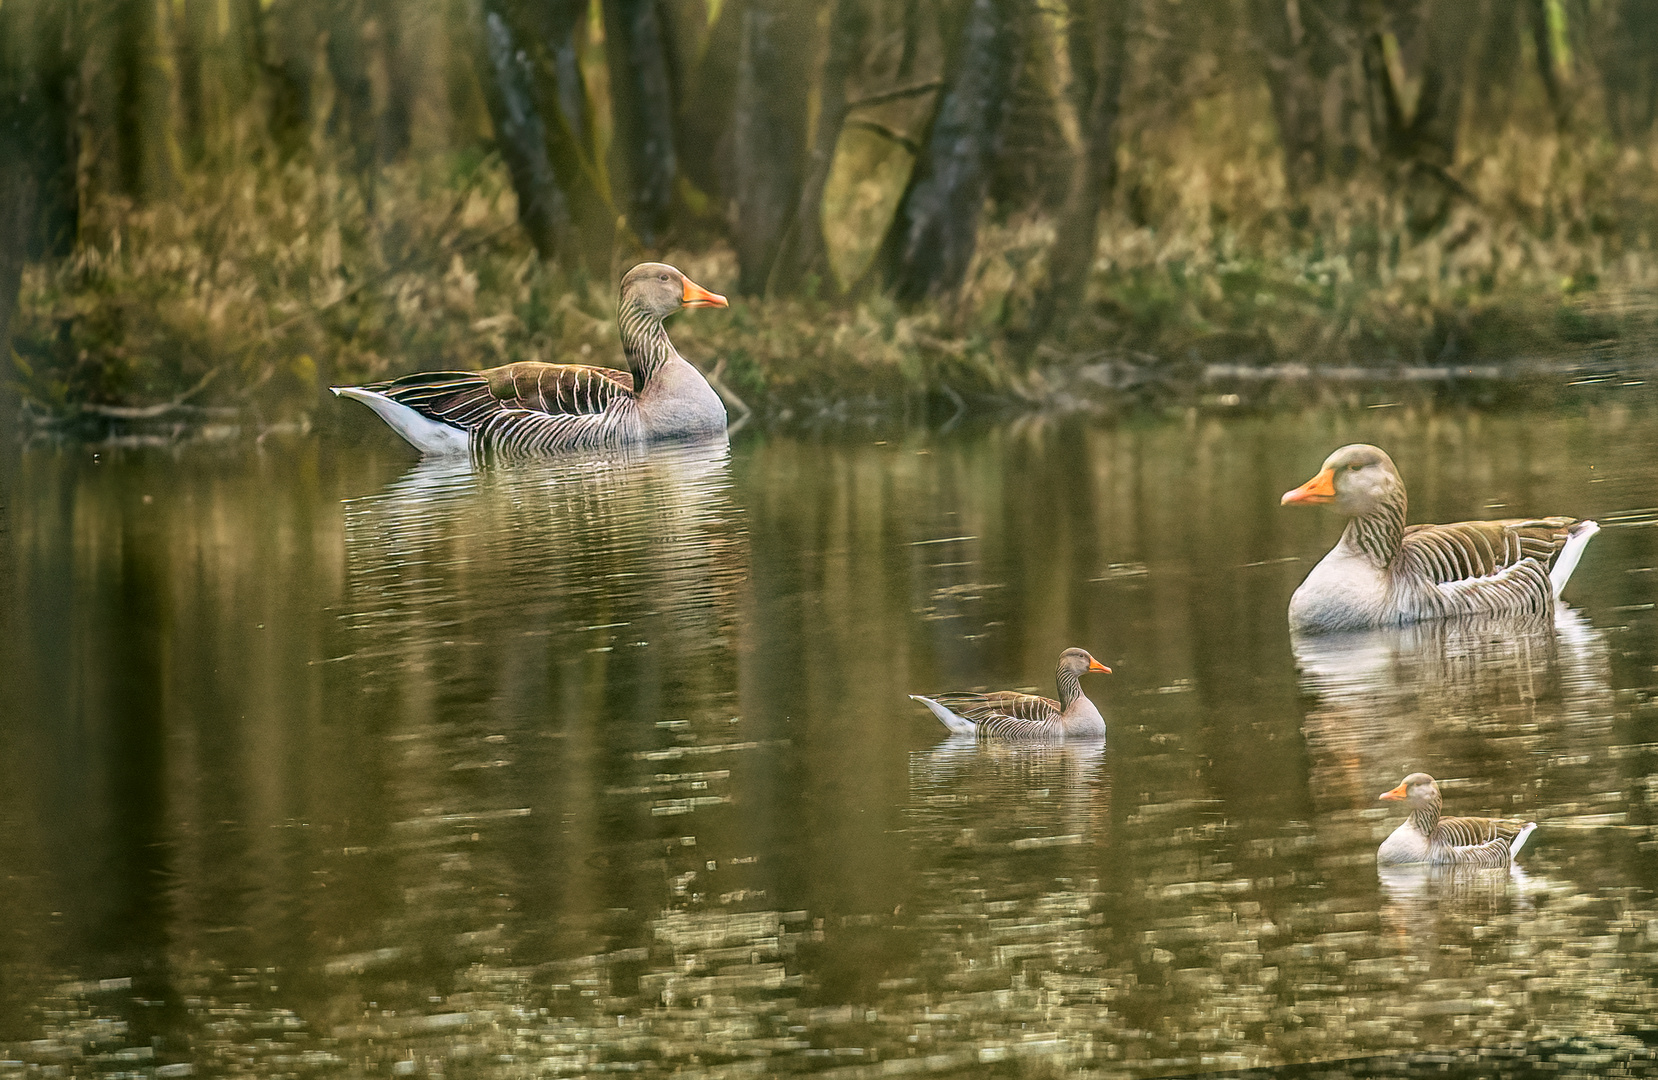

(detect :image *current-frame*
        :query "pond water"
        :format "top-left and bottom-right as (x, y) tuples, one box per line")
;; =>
(3, 404), (1658, 1079)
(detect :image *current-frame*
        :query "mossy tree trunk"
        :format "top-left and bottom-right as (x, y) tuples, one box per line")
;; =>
(731, 0), (816, 295)
(1032, 0), (1126, 339)
(881, 0), (1025, 306)
(603, 0), (678, 248)
(773, 0), (867, 296)
(527, 0), (613, 274)
(112, 0), (179, 201)
(1252, 0), (1364, 199)
(475, 0), (570, 262)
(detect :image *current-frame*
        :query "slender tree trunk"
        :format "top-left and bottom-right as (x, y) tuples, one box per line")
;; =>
(112, 0), (178, 200)
(731, 0), (816, 295)
(528, 0), (614, 274)
(0, 0), (77, 368)
(1525, 0), (1570, 129)
(1032, 0), (1126, 338)
(658, 0), (739, 213)
(476, 2), (570, 261)
(1252, 0), (1363, 198)
(603, 0), (678, 247)
(773, 0), (866, 295)
(881, 0), (1025, 305)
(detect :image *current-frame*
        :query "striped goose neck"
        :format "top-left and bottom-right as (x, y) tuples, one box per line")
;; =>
(618, 301), (675, 386)
(1342, 486), (1406, 566)
(1408, 787), (1441, 836)
(1055, 665), (1084, 712)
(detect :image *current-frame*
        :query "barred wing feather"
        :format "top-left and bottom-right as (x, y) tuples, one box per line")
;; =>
(1431, 815), (1531, 867)
(363, 362), (635, 429)
(1398, 517), (1579, 618)
(1399, 518), (1576, 584)
(932, 691), (1062, 739)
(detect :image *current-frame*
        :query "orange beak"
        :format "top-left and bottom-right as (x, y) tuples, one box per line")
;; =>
(1087, 659), (1112, 674)
(1378, 780), (1409, 801)
(681, 277), (728, 308)
(1282, 468), (1337, 506)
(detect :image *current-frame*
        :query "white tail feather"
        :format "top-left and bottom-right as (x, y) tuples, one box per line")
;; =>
(333, 387), (471, 456)
(1550, 520), (1599, 597)
(909, 694), (976, 736)
(1509, 822), (1537, 859)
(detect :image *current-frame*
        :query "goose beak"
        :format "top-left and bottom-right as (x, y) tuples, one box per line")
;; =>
(1378, 780), (1409, 801)
(1087, 659), (1111, 674)
(681, 278), (728, 308)
(1282, 468), (1336, 506)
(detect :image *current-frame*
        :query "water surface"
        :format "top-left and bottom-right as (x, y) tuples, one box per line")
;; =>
(3, 406), (1658, 1077)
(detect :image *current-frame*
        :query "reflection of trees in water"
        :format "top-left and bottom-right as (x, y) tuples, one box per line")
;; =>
(331, 441), (750, 984)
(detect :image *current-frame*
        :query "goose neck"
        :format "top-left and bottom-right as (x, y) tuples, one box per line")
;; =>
(1342, 488), (1407, 567)
(619, 302), (674, 386)
(1407, 788), (1441, 836)
(1055, 665), (1084, 711)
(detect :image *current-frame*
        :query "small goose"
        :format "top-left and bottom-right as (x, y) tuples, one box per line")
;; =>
(1377, 772), (1537, 867)
(1281, 444), (1598, 633)
(910, 648), (1110, 740)
(333, 263), (729, 455)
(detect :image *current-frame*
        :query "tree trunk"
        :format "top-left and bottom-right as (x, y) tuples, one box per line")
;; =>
(881, 0), (1025, 305)
(773, 0), (866, 295)
(602, 0), (678, 247)
(1252, 0), (1363, 198)
(112, 0), (178, 200)
(1032, 0), (1126, 338)
(476, 3), (570, 261)
(0, 0), (77, 367)
(527, 0), (614, 274)
(731, 0), (816, 295)
(1525, 0), (1570, 130)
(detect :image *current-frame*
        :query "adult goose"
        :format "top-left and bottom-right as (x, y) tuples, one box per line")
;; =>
(1377, 772), (1537, 867)
(910, 648), (1111, 740)
(332, 263), (729, 455)
(1281, 444), (1598, 633)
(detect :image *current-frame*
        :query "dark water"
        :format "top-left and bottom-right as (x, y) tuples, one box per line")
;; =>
(3, 406), (1658, 1078)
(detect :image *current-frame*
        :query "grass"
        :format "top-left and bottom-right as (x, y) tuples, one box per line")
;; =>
(10, 101), (1658, 432)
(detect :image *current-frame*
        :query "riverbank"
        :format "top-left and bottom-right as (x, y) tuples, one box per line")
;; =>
(9, 141), (1658, 438)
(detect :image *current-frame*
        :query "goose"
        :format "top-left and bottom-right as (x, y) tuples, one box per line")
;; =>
(1377, 772), (1536, 867)
(1281, 444), (1598, 633)
(910, 648), (1111, 740)
(332, 263), (729, 455)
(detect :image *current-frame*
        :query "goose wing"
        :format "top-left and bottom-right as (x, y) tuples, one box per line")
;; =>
(1398, 517), (1579, 584)
(361, 361), (635, 430)
(1429, 814), (1530, 865)
(932, 691), (1062, 739)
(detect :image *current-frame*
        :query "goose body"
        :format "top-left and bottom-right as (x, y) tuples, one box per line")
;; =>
(910, 648), (1111, 740)
(333, 263), (728, 456)
(1282, 444), (1598, 633)
(1377, 772), (1536, 867)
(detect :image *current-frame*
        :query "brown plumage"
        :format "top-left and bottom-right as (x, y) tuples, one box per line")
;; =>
(1282, 444), (1599, 632)
(1376, 772), (1537, 867)
(332, 263), (728, 456)
(910, 649), (1111, 740)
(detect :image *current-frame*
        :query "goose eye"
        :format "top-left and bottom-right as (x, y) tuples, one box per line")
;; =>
(659, 273), (669, 282)
(1347, 464), (1360, 471)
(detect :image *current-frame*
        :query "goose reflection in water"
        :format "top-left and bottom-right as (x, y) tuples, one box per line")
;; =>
(1294, 609), (1615, 822)
(910, 738), (1110, 853)
(334, 439), (750, 962)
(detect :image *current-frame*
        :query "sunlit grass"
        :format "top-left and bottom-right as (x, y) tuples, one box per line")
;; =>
(11, 108), (1658, 423)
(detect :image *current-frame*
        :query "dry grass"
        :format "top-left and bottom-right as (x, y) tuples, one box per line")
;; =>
(11, 103), (1658, 426)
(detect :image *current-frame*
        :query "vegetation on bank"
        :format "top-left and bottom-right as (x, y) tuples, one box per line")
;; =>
(3, 0), (1658, 431)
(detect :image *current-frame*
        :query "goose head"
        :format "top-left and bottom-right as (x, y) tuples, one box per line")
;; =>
(1378, 772), (1439, 808)
(620, 262), (728, 320)
(1059, 648), (1112, 677)
(1281, 443), (1404, 517)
